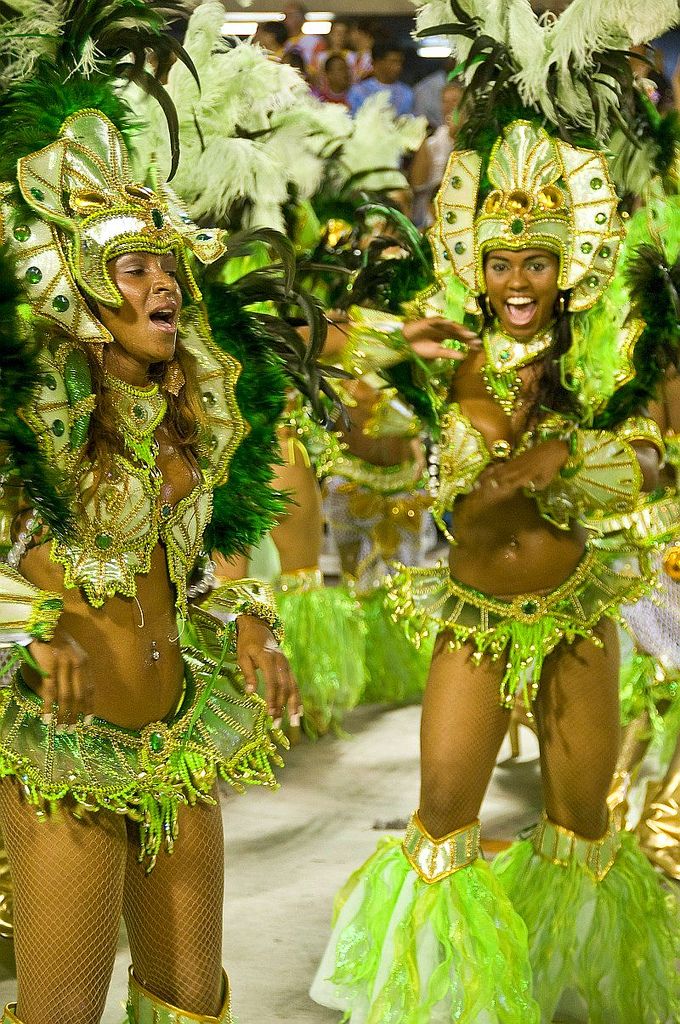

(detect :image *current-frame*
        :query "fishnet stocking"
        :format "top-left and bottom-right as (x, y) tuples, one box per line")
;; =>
(123, 790), (225, 1016)
(419, 634), (511, 838)
(0, 778), (127, 1024)
(534, 617), (620, 840)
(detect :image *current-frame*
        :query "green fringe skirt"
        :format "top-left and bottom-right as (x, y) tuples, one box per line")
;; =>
(0, 642), (284, 869)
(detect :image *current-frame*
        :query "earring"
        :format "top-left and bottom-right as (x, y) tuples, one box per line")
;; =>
(558, 294), (567, 315)
(163, 360), (185, 396)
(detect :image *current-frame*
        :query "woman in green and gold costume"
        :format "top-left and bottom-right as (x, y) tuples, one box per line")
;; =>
(0, 4), (306, 1022)
(311, 2), (680, 1021)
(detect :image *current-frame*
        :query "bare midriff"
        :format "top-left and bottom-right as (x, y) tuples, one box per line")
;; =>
(447, 348), (586, 597)
(16, 421), (198, 730)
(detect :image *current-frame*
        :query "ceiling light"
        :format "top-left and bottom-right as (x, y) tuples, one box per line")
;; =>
(303, 20), (332, 34)
(417, 44), (452, 58)
(222, 11), (285, 22)
(305, 11), (334, 19)
(222, 21), (257, 35)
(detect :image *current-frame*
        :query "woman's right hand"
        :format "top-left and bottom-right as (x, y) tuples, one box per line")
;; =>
(402, 317), (481, 362)
(28, 629), (91, 723)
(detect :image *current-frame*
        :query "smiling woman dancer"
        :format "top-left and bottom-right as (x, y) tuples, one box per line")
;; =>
(0, 4), (302, 1023)
(310, 2), (680, 1020)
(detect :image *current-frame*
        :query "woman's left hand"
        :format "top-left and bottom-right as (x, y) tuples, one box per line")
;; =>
(476, 440), (569, 503)
(236, 614), (301, 726)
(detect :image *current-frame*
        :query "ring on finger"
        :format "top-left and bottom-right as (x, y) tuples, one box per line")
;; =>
(527, 480), (537, 492)
(490, 478), (500, 490)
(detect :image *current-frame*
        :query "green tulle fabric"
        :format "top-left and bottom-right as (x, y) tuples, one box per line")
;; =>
(312, 837), (539, 1023)
(275, 585), (366, 737)
(493, 833), (680, 1023)
(359, 589), (434, 706)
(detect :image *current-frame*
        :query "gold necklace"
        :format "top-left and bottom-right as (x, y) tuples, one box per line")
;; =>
(103, 373), (167, 468)
(481, 322), (554, 416)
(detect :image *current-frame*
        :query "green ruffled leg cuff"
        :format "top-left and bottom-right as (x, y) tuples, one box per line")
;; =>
(359, 588), (434, 705)
(126, 967), (233, 1023)
(492, 815), (680, 1023)
(310, 813), (539, 1023)
(275, 572), (366, 737)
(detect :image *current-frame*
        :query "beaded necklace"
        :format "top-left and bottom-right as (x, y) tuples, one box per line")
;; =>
(481, 322), (554, 417)
(104, 373), (167, 469)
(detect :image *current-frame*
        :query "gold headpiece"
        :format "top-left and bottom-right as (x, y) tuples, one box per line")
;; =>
(431, 121), (623, 315)
(1, 110), (227, 345)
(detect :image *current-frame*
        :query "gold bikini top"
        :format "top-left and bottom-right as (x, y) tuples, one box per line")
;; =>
(433, 402), (663, 540)
(17, 314), (244, 615)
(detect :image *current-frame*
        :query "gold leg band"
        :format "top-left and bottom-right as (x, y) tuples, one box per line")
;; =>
(402, 811), (481, 883)
(532, 812), (619, 881)
(2, 1006), (20, 1023)
(127, 968), (233, 1024)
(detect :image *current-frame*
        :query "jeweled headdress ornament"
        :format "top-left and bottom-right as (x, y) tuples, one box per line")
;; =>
(433, 120), (623, 314)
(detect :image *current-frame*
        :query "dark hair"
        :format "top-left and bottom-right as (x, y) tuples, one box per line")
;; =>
(372, 41), (404, 62)
(261, 21), (287, 46)
(284, 49), (306, 74)
(325, 53), (348, 73)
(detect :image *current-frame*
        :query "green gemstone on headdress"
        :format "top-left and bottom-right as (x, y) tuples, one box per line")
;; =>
(581, 242), (593, 254)
(445, 211), (457, 224)
(51, 419), (65, 437)
(196, 232), (211, 241)
(588, 275), (599, 288)
(95, 533), (112, 550)
(521, 599), (538, 615)
(149, 731), (165, 752)
(13, 225), (31, 242)
(52, 295), (70, 312)
(500, 350), (510, 362)
(30, 187), (45, 201)
(450, 176), (462, 189)
(43, 374), (57, 391)
(443, 251), (450, 260)
(510, 218), (525, 236)
(600, 246), (611, 259)
(151, 209), (164, 229)
(595, 212), (607, 225)
(132, 404), (146, 421)
(590, 177), (603, 190)
(25, 266), (42, 284)
(454, 241), (466, 254)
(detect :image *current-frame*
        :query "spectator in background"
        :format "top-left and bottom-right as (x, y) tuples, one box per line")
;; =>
(347, 19), (377, 81)
(314, 53), (351, 106)
(282, 48), (308, 82)
(254, 20), (287, 57)
(409, 80), (465, 226)
(347, 42), (414, 116)
(413, 56), (457, 129)
(283, 2), (325, 70)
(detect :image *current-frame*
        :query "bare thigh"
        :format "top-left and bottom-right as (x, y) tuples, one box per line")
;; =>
(419, 635), (510, 838)
(534, 617), (620, 839)
(271, 429), (323, 572)
(123, 790), (225, 1015)
(0, 778), (127, 1024)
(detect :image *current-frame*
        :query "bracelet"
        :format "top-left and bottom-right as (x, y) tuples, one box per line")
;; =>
(234, 601), (284, 645)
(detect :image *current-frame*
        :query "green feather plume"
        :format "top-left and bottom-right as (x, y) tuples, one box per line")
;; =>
(200, 280), (287, 559)
(0, 245), (73, 536)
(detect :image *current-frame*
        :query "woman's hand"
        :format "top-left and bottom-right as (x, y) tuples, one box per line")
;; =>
(28, 629), (91, 723)
(236, 614), (301, 726)
(402, 317), (481, 362)
(473, 440), (569, 506)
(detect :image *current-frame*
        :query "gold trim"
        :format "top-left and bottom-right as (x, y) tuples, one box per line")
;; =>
(402, 810), (480, 883)
(127, 967), (232, 1024)
(532, 812), (619, 881)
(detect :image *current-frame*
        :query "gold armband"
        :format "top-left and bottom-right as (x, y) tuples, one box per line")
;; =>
(203, 579), (284, 644)
(342, 306), (408, 381)
(0, 564), (63, 644)
(616, 416), (665, 458)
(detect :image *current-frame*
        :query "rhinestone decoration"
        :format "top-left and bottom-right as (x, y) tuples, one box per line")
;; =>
(30, 187), (45, 201)
(581, 242), (593, 254)
(95, 534), (113, 550)
(590, 177), (603, 190)
(151, 208), (164, 229)
(595, 212), (607, 225)
(51, 419), (65, 437)
(13, 225), (31, 242)
(52, 295), (70, 312)
(25, 267), (42, 284)
(454, 241), (466, 255)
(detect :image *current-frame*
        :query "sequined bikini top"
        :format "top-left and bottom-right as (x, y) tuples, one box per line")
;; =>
(20, 312), (244, 614)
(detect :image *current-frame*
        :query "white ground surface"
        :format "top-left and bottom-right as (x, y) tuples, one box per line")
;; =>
(0, 704), (544, 1023)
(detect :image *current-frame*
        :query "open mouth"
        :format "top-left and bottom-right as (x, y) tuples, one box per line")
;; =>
(505, 296), (537, 328)
(148, 308), (177, 333)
